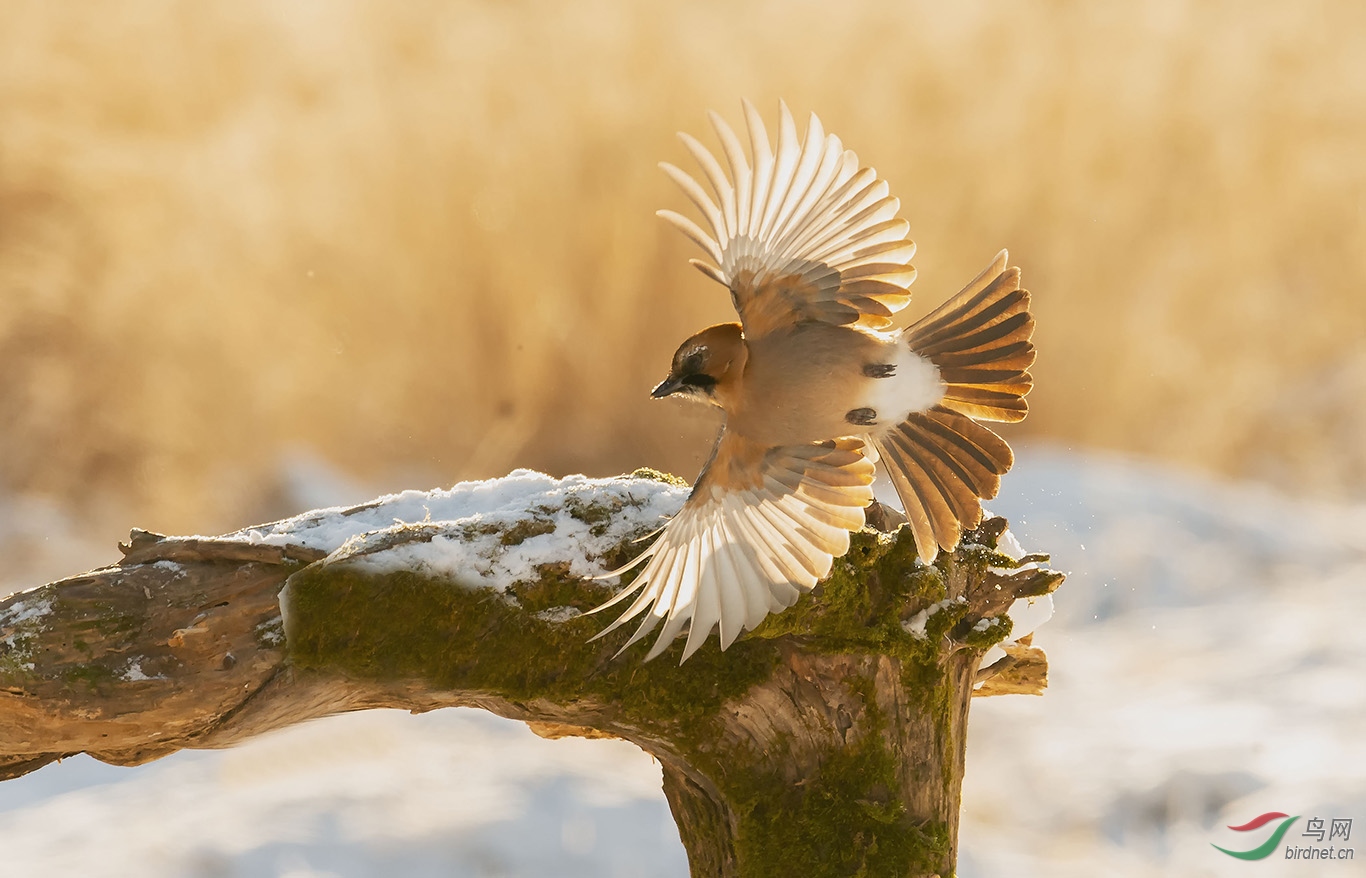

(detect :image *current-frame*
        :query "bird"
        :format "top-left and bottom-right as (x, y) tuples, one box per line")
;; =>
(589, 100), (1035, 663)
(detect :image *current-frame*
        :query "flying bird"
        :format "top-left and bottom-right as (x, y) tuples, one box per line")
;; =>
(591, 101), (1035, 662)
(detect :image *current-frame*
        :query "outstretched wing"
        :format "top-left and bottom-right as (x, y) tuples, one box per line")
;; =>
(658, 100), (918, 339)
(589, 433), (875, 663)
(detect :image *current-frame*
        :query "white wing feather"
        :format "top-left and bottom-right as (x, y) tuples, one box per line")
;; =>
(658, 100), (917, 333)
(589, 437), (874, 663)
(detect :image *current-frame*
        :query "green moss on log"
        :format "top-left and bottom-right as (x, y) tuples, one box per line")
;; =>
(59, 661), (121, 693)
(722, 671), (954, 877)
(287, 564), (781, 733)
(628, 467), (691, 488)
(727, 732), (951, 877)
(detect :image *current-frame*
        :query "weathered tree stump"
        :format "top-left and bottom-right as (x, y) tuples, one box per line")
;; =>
(0, 471), (1061, 877)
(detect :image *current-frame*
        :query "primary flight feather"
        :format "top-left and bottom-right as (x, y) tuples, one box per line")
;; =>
(590, 100), (1036, 663)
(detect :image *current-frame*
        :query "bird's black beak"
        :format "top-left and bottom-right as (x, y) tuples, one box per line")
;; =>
(651, 376), (683, 399)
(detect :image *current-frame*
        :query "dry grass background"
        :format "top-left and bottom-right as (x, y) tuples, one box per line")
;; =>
(1, 0), (1363, 539)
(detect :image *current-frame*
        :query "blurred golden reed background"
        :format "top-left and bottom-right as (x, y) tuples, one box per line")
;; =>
(1, 1), (1363, 540)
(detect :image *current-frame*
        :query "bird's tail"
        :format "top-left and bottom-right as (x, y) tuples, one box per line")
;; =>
(871, 250), (1035, 563)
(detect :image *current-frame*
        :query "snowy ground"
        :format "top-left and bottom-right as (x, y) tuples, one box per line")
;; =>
(0, 447), (1362, 876)
(961, 449), (1366, 877)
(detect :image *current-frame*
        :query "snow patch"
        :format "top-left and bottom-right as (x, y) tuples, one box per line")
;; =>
(224, 470), (687, 592)
(0, 597), (52, 629)
(981, 596), (1055, 669)
(902, 595), (966, 639)
(0, 596), (53, 669)
(535, 606), (583, 624)
(150, 560), (185, 578)
(254, 618), (284, 647)
(121, 659), (163, 682)
(990, 526), (1039, 574)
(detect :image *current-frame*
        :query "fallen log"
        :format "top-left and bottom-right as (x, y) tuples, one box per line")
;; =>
(0, 469), (1061, 877)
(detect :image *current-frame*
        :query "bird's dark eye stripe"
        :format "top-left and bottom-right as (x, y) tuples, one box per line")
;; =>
(681, 374), (717, 388)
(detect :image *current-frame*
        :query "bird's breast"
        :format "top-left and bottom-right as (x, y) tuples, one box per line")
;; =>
(729, 325), (944, 446)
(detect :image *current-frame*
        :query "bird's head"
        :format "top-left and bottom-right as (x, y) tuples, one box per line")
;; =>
(652, 322), (746, 407)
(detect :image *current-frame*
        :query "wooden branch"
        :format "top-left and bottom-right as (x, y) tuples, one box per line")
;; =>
(0, 483), (1061, 878)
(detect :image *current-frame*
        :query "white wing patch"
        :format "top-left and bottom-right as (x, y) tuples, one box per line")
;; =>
(658, 100), (918, 333)
(589, 438), (875, 663)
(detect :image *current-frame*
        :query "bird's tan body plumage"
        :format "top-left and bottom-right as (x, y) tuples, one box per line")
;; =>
(697, 321), (944, 448)
(738, 324), (925, 446)
(590, 101), (1035, 663)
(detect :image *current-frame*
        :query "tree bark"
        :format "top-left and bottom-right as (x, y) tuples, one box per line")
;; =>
(0, 491), (1060, 878)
